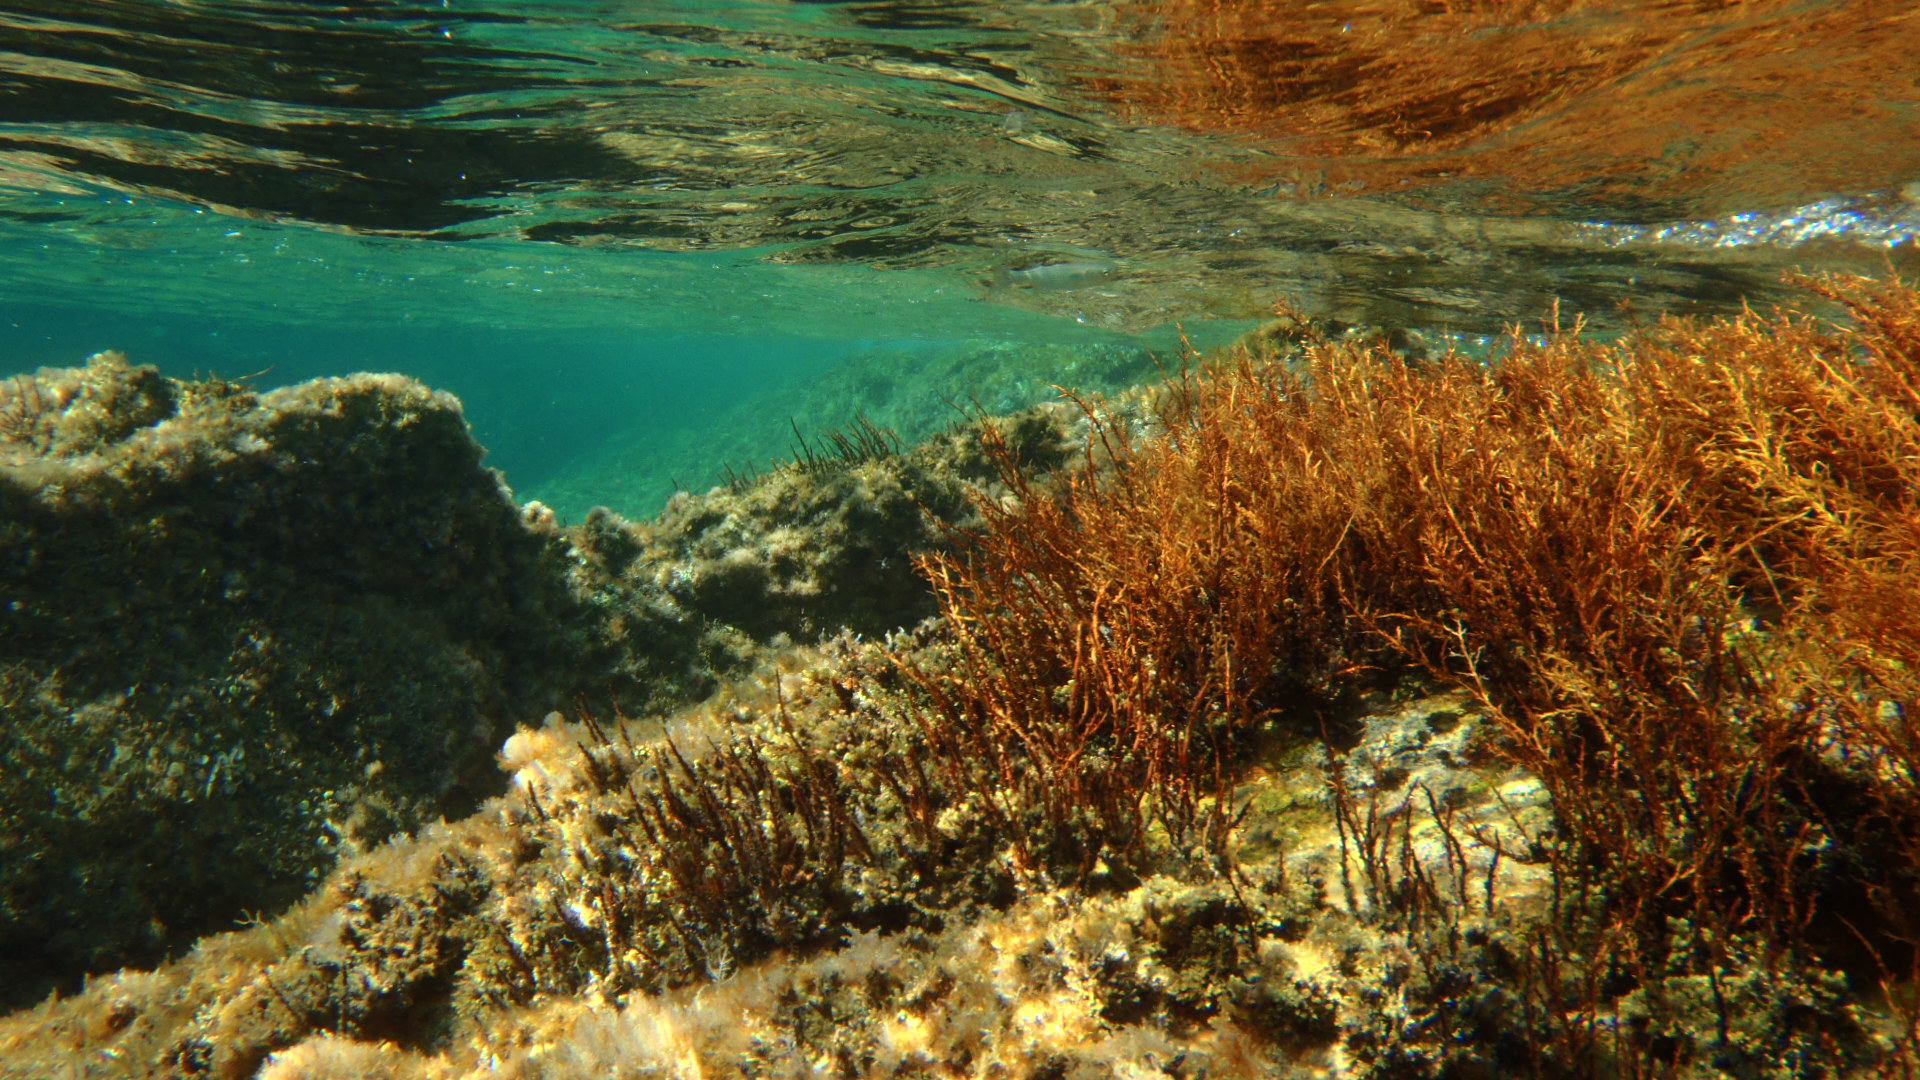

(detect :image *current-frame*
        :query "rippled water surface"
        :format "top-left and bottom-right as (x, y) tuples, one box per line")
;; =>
(3, 0), (1917, 513)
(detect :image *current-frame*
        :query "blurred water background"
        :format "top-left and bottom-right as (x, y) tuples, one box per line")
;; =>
(3, 0), (1917, 518)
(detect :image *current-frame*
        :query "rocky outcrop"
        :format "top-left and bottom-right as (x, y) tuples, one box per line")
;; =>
(0, 354), (624, 1006)
(0, 352), (1078, 1009)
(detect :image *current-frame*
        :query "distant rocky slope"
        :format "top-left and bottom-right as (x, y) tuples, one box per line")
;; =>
(0, 352), (1066, 1009)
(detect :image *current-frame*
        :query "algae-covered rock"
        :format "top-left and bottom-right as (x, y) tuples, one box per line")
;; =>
(0, 353), (1084, 1011)
(0, 662), (1876, 1080)
(0, 353), (636, 1008)
(636, 408), (1073, 642)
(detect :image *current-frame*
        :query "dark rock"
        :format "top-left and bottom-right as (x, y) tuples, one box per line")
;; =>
(0, 354), (620, 1007)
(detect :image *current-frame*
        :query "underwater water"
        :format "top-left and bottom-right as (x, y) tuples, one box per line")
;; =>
(3, 0), (1918, 517)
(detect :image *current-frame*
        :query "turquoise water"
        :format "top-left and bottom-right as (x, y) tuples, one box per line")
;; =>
(3, 0), (1917, 517)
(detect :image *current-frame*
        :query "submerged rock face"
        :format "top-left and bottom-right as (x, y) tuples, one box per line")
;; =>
(629, 408), (1073, 643)
(0, 353), (622, 1007)
(0, 352), (1063, 1010)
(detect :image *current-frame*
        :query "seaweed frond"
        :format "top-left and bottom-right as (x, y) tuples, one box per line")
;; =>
(790, 413), (902, 475)
(905, 272), (1920, 1068)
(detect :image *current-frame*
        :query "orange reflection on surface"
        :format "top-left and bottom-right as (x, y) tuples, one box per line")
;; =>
(1089, 0), (1920, 215)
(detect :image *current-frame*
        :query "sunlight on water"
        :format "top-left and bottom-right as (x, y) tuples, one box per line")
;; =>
(2, 0), (1917, 514)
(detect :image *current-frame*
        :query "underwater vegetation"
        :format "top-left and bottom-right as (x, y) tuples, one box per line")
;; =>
(2, 274), (1919, 1078)
(909, 272), (1920, 1071)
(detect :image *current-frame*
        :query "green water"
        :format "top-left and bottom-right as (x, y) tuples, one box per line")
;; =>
(3, 0), (1916, 518)
(0, 200), (1203, 514)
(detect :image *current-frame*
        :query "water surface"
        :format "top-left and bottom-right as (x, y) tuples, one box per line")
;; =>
(2, 0), (1915, 514)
